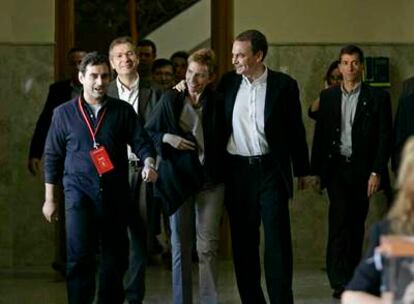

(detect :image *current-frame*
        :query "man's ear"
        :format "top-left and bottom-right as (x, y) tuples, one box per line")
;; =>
(256, 50), (264, 63)
(78, 71), (84, 85)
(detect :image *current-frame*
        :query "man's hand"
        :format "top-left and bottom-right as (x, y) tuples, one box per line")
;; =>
(42, 199), (58, 222)
(162, 133), (196, 150)
(141, 166), (158, 183)
(28, 158), (41, 176)
(297, 176), (308, 190)
(367, 173), (381, 197)
(173, 80), (186, 92)
(309, 176), (321, 193)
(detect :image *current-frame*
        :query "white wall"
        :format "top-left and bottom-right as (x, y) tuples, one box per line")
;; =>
(146, 0), (210, 59)
(0, 0), (54, 43)
(235, 0), (414, 43)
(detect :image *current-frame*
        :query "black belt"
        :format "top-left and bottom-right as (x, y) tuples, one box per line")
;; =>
(229, 154), (272, 165)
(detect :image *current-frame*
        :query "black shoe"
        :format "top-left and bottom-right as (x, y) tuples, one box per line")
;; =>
(332, 288), (344, 299)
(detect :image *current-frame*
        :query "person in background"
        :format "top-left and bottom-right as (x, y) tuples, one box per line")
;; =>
(42, 52), (157, 304)
(311, 45), (392, 299)
(342, 137), (414, 304)
(170, 51), (189, 83)
(152, 58), (176, 91)
(146, 48), (226, 304)
(137, 39), (157, 87)
(28, 47), (87, 277)
(308, 60), (342, 120)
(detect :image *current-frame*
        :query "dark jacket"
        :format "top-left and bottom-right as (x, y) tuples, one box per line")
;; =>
(311, 83), (392, 188)
(29, 79), (74, 159)
(217, 70), (310, 198)
(392, 93), (414, 172)
(346, 220), (389, 296)
(107, 80), (162, 123)
(145, 89), (226, 215)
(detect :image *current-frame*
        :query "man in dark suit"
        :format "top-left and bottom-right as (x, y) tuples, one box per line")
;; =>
(311, 45), (392, 299)
(217, 29), (310, 304)
(28, 47), (87, 276)
(28, 47), (87, 175)
(107, 36), (162, 304)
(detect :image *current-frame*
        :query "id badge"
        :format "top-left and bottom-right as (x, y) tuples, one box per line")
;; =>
(90, 146), (114, 175)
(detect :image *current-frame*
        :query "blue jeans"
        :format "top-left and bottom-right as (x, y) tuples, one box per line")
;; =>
(170, 183), (224, 304)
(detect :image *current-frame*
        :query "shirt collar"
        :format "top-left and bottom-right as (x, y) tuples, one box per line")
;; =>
(116, 73), (139, 93)
(242, 66), (268, 87)
(341, 82), (361, 96)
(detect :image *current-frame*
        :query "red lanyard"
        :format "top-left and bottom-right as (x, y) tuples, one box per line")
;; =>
(78, 97), (107, 148)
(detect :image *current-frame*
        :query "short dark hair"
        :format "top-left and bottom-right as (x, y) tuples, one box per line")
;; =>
(339, 45), (364, 63)
(137, 39), (157, 56)
(152, 58), (174, 73)
(67, 47), (87, 57)
(79, 52), (110, 75)
(170, 51), (189, 61)
(235, 29), (268, 61)
(109, 36), (134, 56)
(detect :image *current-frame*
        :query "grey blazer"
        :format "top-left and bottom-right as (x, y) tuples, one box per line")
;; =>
(107, 80), (162, 123)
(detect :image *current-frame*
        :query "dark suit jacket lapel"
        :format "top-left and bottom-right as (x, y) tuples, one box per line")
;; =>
(264, 71), (281, 122)
(225, 75), (242, 126)
(138, 85), (151, 117)
(353, 84), (371, 126)
(332, 86), (342, 124)
(107, 81), (119, 99)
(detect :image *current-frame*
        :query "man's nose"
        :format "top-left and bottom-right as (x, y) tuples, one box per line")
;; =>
(96, 76), (103, 85)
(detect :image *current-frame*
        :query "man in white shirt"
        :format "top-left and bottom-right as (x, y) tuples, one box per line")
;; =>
(107, 36), (161, 304)
(217, 30), (310, 304)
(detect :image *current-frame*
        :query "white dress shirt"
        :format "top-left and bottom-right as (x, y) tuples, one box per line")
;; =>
(116, 74), (139, 113)
(227, 67), (269, 156)
(116, 74), (140, 160)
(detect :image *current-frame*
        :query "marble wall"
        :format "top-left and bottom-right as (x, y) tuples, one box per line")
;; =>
(0, 44), (54, 267)
(2, 43), (414, 268)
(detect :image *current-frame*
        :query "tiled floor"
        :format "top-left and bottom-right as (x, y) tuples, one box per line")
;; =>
(0, 260), (339, 304)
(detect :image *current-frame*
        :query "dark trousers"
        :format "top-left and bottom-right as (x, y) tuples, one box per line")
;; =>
(226, 154), (293, 304)
(125, 165), (148, 303)
(65, 191), (128, 304)
(325, 159), (369, 290)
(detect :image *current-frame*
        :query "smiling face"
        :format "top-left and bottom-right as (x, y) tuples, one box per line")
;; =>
(232, 40), (263, 80)
(109, 42), (138, 76)
(185, 61), (212, 96)
(79, 63), (111, 104)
